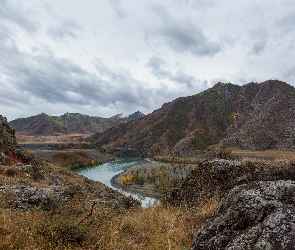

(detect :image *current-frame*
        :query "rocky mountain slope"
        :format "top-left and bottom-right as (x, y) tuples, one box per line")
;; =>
(9, 111), (144, 135)
(0, 115), (17, 153)
(0, 114), (139, 248)
(90, 80), (295, 156)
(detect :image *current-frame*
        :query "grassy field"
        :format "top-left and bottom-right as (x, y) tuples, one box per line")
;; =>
(16, 133), (91, 144)
(231, 148), (295, 163)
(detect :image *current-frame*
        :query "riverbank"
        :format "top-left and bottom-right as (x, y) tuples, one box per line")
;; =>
(110, 159), (167, 199)
(110, 158), (193, 199)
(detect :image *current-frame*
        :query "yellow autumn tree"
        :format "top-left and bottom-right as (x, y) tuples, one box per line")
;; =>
(230, 112), (239, 124)
(121, 174), (133, 184)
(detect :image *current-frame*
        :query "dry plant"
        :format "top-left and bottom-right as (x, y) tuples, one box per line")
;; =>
(0, 199), (218, 250)
(83, 199), (218, 250)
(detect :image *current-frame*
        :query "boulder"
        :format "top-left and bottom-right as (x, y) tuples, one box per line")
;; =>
(164, 159), (295, 207)
(191, 180), (295, 250)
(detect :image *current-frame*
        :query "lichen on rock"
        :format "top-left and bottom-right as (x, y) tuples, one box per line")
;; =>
(191, 180), (295, 250)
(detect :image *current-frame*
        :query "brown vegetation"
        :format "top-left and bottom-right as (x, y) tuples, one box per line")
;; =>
(52, 151), (103, 169)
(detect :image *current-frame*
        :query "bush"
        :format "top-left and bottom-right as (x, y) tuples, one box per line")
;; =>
(40, 197), (59, 211)
(171, 177), (182, 188)
(216, 147), (235, 160)
(132, 173), (145, 185)
(5, 167), (18, 177)
(37, 220), (86, 246)
(121, 174), (133, 184)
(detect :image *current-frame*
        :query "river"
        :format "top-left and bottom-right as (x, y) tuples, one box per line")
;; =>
(74, 157), (159, 207)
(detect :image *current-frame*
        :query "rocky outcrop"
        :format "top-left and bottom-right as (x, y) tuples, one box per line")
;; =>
(223, 80), (295, 150)
(164, 159), (295, 206)
(191, 180), (295, 250)
(0, 115), (17, 153)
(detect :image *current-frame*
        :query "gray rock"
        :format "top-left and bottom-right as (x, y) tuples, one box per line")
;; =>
(191, 180), (295, 250)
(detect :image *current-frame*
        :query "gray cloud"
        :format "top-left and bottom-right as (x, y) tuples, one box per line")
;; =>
(176, 0), (217, 9)
(0, 26), (154, 113)
(276, 11), (295, 33)
(146, 56), (198, 88)
(1, 1), (295, 121)
(47, 19), (83, 41)
(108, 0), (126, 18)
(0, 0), (39, 33)
(282, 67), (295, 84)
(249, 29), (268, 55)
(145, 56), (170, 79)
(147, 4), (220, 56)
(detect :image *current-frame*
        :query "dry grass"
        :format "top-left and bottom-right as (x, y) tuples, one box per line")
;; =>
(0, 200), (218, 250)
(231, 148), (295, 164)
(16, 133), (92, 144)
(154, 155), (202, 165)
(0, 154), (219, 249)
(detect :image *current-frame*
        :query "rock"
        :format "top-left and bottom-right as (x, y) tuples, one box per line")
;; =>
(164, 159), (295, 207)
(191, 180), (295, 250)
(0, 115), (17, 153)
(0, 185), (66, 210)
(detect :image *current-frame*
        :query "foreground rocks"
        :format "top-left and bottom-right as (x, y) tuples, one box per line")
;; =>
(165, 159), (295, 206)
(191, 180), (295, 249)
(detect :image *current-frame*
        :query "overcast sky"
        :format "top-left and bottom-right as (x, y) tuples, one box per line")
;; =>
(1, 0), (295, 121)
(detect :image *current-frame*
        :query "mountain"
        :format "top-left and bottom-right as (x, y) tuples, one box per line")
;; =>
(9, 112), (145, 135)
(89, 80), (295, 156)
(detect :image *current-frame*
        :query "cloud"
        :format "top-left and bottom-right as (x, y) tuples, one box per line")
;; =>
(108, 0), (126, 18)
(249, 29), (268, 55)
(276, 11), (295, 33)
(47, 19), (83, 41)
(146, 4), (220, 56)
(146, 56), (198, 88)
(176, 0), (217, 9)
(145, 56), (170, 79)
(0, 0), (39, 33)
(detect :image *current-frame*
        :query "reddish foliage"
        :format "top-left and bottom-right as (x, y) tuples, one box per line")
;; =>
(7, 155), (22, 164)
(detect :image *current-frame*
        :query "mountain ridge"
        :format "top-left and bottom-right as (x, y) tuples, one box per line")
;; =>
(9, 111), (145, 135)
(90, 80), (295, 156)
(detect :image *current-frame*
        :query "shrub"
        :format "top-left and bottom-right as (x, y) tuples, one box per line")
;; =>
(171, 177), (182, 188)
(121, 174), (133, 184)
(5, 167), (18, 177)
(216, 147), (235, 160)
(40, 196), (59, 211)
(132, 173), (145, 185)
(37, 220), (86, 246)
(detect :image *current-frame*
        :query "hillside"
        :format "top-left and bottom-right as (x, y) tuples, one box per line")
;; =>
(90, 80), (295, 156)
(9, 111), (145, 135)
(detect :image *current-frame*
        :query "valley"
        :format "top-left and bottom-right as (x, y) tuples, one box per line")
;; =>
(1, 80), (295, 249)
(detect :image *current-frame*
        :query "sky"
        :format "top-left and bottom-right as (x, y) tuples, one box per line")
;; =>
(1, 0), (295, 121)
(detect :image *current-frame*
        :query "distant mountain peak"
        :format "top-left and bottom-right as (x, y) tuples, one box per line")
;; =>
(9, 111), (145, 136)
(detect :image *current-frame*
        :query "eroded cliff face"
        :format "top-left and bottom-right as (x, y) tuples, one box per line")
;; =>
(223, 80), (295, 150)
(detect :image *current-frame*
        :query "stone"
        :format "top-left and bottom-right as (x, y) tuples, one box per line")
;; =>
(191, 180), (295, 250)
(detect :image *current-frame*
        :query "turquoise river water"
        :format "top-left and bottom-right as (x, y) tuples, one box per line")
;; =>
(74, 157), (158, 207)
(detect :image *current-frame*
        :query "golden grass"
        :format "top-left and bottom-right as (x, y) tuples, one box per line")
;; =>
(231, 148), (295, 164)
(16, 133), (92, 144)
(154, 155), (202, 165)
(0, 199), (219, 250)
